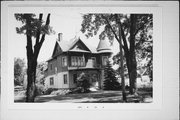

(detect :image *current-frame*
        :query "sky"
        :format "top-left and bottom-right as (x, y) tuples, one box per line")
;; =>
(12, 11), (119, 64)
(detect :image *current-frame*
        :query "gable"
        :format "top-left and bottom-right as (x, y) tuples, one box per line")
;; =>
(52, 42), (62, 57)
(69, 39), (91, 52)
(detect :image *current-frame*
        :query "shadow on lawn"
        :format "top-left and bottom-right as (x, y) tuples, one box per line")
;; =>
(35, 91), (123, 103)
(14, 90), (153, 103)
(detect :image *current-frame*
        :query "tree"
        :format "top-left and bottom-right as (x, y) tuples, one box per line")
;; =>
(14, 58), (26, 86)
(15, 14), (53, 102)
(81, 14), (152, 94)
(103, 60), (120, 90)
(76, 72), (91, 93)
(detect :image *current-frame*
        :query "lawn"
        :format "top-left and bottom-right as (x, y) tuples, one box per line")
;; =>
(14, 89), (152, 103)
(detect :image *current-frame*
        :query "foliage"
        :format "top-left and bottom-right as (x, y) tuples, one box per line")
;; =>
(76, 72), (91, 93)
(36, 62), (47, 85)
(34, 84), (45, 96)
(136, 27), (153, 81)
(14, 58), (26, 86)
(14, 14), (54, 37)
(103, 60), (121, 90)
(44, 88), (58, 95)
(81, 13), (153, 94)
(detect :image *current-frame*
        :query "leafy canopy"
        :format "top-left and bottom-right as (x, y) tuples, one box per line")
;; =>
(15, 14), (54, 38)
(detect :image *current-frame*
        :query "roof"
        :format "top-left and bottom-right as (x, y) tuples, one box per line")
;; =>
(52, 36), (112, 58)
(97, 39), (111, 53)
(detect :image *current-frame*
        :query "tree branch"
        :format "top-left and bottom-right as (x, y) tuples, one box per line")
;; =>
(134, 24), (144, 36)
(35, 14), (43, 45)
(101, 14), (120, 44)
(39, 14), (50, 46)
(25, 16), (33, 60)
(34, 14), (50, 59)
(119, 21), (129, 53)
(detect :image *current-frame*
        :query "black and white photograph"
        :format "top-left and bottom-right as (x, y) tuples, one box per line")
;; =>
(13, 12), (153, 103)
(1, 1), (179, 120)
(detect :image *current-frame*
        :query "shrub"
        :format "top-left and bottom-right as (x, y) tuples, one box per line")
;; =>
(35, 84), (45, 96)
(76, 72), (91, 93)
(44, 88), (58, 95)
(103, 60), (121, 90)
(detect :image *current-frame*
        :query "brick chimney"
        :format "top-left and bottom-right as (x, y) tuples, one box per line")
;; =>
(58, 33), (62, 42)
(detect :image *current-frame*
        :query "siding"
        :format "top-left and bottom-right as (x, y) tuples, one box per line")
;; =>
(47, 58), (57, 76)
(45, 71), (69, 89)
(57, 55), (68, 72)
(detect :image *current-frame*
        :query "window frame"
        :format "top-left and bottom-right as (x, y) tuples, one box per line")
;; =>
(91, 57), (96, 66)
(71, 56), (85, 67)
(50, 77), (54, 86)
(50, 63), (53, 70)
(62, 56), (67, 67)
(102, 56), (108, 66)
(63, 74), (68, 84)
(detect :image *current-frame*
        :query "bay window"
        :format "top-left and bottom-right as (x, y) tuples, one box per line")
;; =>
(71, 56), (85, 67)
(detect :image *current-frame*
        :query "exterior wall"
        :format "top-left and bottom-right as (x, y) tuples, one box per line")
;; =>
(57, 54), (68, 72)
(47, 53), (68, 76)
(45, 71), (69, 89)
(47, 58), (57, 76)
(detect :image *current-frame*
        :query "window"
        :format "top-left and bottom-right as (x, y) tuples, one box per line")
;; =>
(62, 57), (67, 67)
(102, 56), (108, 66)
(50, 63), (53, 70)
(71, 56), (85, 67)
(91, 57), (96, 66)
(71, 57), (75, 66)
(73, 74), (77, 83)
(50, 77), (54, 85)
(55, 67), (57, 74)
(63, 74), (67, 84)
(80, 57), (84, 66)
(78, 57), (81, 66)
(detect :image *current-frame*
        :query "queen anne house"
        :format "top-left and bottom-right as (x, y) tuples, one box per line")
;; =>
(44, 33), (112, 89)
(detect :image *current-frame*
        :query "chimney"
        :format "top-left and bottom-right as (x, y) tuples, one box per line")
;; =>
(58, 33), (62, 42)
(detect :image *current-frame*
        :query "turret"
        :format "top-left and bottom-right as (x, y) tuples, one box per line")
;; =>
(96, 39), (112, 53)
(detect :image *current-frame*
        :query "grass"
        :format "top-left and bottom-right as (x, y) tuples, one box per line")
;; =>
(14, 89), (152, 103)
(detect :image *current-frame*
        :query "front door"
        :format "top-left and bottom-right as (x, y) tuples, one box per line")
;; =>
(91, 73), (99, 89)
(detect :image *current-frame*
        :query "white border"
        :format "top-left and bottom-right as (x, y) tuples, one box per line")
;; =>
(2, 1), (163, 111)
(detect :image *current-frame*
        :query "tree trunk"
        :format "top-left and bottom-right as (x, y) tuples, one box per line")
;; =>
(120, 44), (126, 102)
(26, 60), (37, 102)
(116, 14), (127, 102)
(129, 53), (137, 94)
(128, 14), (137, 94)
(25, 17), (36, 102)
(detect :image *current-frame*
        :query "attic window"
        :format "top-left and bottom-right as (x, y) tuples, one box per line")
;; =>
(50, 63), (53, 70)
(62, 57), (67, 67)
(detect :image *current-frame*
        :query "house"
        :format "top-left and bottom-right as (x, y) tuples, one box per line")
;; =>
(44, 33), (112, 89)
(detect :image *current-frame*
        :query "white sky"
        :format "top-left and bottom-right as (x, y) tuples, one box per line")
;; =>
(12, 12), (119, 63)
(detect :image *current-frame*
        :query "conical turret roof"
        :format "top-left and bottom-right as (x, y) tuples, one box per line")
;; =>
(97, 39), (112, 53)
